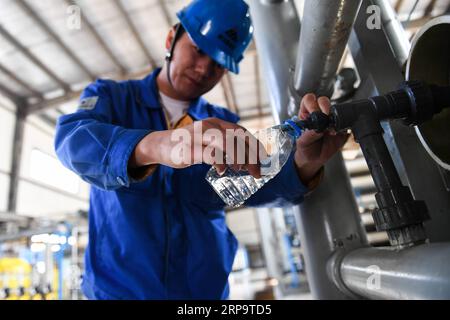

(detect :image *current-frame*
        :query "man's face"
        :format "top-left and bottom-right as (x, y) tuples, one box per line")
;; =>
(167, 31), (227, 100)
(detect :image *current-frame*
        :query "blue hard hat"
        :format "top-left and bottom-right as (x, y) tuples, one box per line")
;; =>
(176, 0), (254, 74)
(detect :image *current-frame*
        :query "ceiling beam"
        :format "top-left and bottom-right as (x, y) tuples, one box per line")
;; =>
(158, 0), (174, 26)
(423, 0), (437, 17)
(0, 24), (70, 92)
(16, 0), (95, 81)
(0, 82), (23, 104)
(401, 15), (434, 29)
(0, 63), (43, 98)
(65, 0), (127, 76)
(28, 90), (82, 114)
(113, 0), (157, 70)
(27, 67), (153, 114)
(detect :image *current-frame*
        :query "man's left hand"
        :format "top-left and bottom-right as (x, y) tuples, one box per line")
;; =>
(294, 93), (349, 186)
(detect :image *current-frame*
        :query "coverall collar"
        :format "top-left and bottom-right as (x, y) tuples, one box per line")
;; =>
(139, 68), (211, 121)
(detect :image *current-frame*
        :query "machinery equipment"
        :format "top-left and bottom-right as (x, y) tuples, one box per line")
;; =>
(251, 0), (450, 298)
(290, 81), (450, 247)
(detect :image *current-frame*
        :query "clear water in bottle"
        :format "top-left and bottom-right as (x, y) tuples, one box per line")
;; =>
(205, 121), (301, 208)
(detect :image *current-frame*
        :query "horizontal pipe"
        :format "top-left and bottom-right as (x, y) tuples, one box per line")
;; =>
(334, 243), (450, 299)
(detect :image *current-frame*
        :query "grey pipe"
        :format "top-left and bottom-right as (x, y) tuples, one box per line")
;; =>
(290, 0), (367, 299)
(333, 243), (450, 299)
(248, 0), (301, 124)
(292, 0), (363, 109)
(294, 153), (368, 299)
(371, 0), (411, 68)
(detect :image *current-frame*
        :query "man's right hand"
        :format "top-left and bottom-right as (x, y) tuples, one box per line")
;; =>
(129, 118), (265, 179)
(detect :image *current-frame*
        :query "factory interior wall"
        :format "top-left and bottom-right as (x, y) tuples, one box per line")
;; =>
(0, 101), (15, 211)
(0, 96), (90, 217)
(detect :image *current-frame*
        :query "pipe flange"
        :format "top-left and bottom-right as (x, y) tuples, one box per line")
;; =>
(400, 80), (435, 126)
(327, 249), (364, 299)
(372, 200), (429, 231)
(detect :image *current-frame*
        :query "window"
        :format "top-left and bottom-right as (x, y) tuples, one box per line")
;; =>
(29, 149), (80, 194)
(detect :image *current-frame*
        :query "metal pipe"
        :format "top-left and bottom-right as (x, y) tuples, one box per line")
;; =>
(349, 2), (450, 243)
(292, 0), (363, 107)
(294, 153), (368, 299)
(290, 0), (367, 299)
(248, 0), (301, 124)
(371, 0), (411, 68)
(335, 243), (450, 299)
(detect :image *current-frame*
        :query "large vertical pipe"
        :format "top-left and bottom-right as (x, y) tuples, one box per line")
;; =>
(294, 154), (368, 299)
(291, 0), (368, 299)
(249, 0), (303, 296)
(248, 0), (300, 124)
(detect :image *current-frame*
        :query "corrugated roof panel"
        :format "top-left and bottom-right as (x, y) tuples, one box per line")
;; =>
(28, 41), (87, 84)
(125, 3), (170, 68)
(120, 0), (159, 11)
(165, 0), (192, 20)
(23, 0), (117, 76)
(0, 72), (29, 95)
(0, 0), (49, 48)
(0, 50), (60, 93)
(77, 0), (150, 73)
(76, 0), (121, 24)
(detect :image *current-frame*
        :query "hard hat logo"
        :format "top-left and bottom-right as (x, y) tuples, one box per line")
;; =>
(219, 29), (240, 50)
(176, 0), (253, 74)
(225, 29), (239, 43)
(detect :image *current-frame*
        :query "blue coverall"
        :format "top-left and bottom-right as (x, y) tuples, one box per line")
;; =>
(55, 68), (308, 299)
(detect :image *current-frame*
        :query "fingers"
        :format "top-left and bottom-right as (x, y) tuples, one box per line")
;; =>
(317, 96), (331, 115)
(299, 94), (331, 118)
(201, 118), (262, 179)
(299, 93), (317, 120)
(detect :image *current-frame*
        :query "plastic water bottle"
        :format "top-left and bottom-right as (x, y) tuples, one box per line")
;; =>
(205, 117), (304, 208)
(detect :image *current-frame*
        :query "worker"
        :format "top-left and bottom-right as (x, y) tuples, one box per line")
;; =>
(55, 0), (348, 300)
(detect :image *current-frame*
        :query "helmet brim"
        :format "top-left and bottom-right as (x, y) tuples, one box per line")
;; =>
(177, 15), (240, 74)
